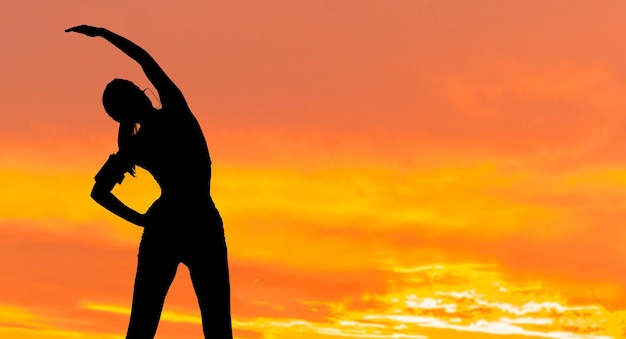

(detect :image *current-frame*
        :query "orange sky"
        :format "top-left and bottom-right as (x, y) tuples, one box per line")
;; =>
(2, 1), (626, 338)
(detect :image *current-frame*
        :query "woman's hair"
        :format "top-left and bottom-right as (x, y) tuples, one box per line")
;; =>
(117, 122), (137, 177)
(103, 79), (147, 177)
(102, 78), (152, 121)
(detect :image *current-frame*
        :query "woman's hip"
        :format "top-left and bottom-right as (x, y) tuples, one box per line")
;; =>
(144, 195), (222, 225)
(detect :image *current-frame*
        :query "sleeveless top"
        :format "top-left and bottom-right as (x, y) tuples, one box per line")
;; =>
(94, 106), (221, 232)
(96, 106), (212, 195)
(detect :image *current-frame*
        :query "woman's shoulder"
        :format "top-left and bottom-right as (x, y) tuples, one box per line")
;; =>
(156, 102), (196, 123)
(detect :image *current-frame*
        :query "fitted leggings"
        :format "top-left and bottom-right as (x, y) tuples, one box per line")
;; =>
(125, 226), (232, 339)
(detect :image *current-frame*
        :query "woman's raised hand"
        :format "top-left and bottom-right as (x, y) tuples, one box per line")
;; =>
(65, 25), (104, 37)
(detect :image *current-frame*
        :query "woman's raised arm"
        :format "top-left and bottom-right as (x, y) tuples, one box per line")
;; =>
(66, 25), (185, 106)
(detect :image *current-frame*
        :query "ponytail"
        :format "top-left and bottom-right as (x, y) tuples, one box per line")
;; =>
(118, 122), (137, 177)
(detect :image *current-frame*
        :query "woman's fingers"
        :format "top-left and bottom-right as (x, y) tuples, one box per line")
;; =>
(65, 25), (100, 37)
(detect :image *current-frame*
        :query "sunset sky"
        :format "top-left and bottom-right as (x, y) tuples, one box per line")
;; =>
(2, 1), (626, 338)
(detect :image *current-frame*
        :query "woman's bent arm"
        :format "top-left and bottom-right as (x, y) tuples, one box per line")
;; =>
(91, 182), (145, 227)
(91, 154), (144, 227)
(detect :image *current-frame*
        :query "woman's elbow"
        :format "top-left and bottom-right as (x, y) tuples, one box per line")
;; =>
(90, 185), (109, 204)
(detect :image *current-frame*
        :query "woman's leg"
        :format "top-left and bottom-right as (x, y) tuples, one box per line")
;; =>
(126, 237), (179, 339)
(186, 235), (233, 339)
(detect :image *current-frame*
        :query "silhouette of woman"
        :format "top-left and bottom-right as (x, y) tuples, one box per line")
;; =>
(66, 25), (233, 339)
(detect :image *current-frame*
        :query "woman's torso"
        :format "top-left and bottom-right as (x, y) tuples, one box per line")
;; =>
(120, 107), (221, 233)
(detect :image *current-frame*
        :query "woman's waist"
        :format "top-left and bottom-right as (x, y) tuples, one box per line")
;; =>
(147, 166), (210, 188)
(155, 177), (211, 195)
(158, 187), (211, 198)
(145, 195), (222, 224)
(153, 190), (215, 207)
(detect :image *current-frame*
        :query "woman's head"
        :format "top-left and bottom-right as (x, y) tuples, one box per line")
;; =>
(102, 79), (153, 123)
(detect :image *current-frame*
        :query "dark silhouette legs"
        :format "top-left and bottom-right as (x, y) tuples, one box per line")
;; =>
(125, 228), (232, 339)
(188, 237), (232, 338)
(126, 241), (179, 339)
